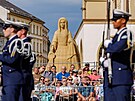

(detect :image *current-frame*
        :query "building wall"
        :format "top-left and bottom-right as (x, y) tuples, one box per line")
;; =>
(0, 6), (9, 20)
(29, 22), (49, 67)
(130, 0), (135, 19)
(82, 0), (135, 20)
(86, 1), (106, 19)
(75, 0), (135, 63)
(0, 6), (8, 54)
(0, 6), (49, 67)
(75, 22), (135, 62)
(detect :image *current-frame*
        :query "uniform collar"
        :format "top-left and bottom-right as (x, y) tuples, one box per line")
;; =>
(8, 34), (17, 41)
(22, 37), (30, 42)
(116, 27), (127, 35)
(22, 37), (27, 41)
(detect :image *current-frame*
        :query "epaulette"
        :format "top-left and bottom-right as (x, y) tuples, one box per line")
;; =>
(23, 42), (32, 59)
(125, 30), (134, 50)
(9, 39), (24, 57)
(117, 29), (133, 50)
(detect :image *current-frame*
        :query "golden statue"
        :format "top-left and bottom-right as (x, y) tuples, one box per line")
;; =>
(48, 17), (80, 71)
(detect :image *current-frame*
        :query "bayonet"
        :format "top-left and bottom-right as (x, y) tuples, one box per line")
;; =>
(106, 0), (112, 84)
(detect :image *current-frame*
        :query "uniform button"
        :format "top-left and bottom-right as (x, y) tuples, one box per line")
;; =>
(118, 68), (121, 70)
(9, 69), (12, 72)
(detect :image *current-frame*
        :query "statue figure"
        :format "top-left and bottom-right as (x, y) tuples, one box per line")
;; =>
(48, 17), (80, 71)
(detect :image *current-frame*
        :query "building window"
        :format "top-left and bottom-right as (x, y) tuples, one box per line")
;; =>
(37, 42), (39, 53)
(40, 27), (42, 35)
(33, 41), (35, 51)
(36, 26), (38, 35)
(45, 41), (47, 51)
(12, 18), (15, 21)
(33, 25), (35, 34)
(40, 43), (42, 53)
(30, 24), (32, 33)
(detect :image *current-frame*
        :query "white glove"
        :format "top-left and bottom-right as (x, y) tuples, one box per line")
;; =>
(104, 39), (112, 48)
(103, 59), (109, 68)
(99, 57), (105, 64)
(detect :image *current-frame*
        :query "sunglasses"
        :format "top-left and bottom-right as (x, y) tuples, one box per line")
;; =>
(45, 80), (49, 82)
(3, 24), (11, 30)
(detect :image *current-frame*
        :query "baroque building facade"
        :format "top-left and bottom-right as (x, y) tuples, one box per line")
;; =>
(74, 0), (135, 64)
(0, 0), (49, 67)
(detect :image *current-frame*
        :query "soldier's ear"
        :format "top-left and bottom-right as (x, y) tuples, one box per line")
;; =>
(10, 27), (15, 32)
(121, 18), (126, 24)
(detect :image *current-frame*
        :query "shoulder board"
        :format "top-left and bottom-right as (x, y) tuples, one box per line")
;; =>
(23, 42), (32, 58)
(9, 39), (24, 54)
(121, 35), (127, 39)
(117, 29), (127, 42)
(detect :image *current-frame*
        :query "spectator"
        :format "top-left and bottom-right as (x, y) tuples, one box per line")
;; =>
(82, 66), (90, 77)
(39, 65), (46, 75)
(78, 76), (96, 101)
(36, 76), (45, 92)
(67, 77), (78, 101)
(67, 76), (73, 86)
(89, 70), (101, 81)
(32, 76), (45, 100)
(40, 78), (54, 101)
(85, 63), (90, 67)
(72, 70), (81, 84)
(33, 67), (41, 85)
(69, 64), (75, 72)
(55, 81), (62, 101)
(95, 79), (104, 101)
(85, 62), (92, 74)
(42, 65), (56, 85)
(56, 66), (70, 81)
(51, 65), (57, 74)
(59, 77), (72, 101)
(78, 69), (83, 79)
(69, 71), (73, 77)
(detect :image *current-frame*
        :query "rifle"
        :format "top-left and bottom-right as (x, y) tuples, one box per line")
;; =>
(101, 30), (105, 58)
(106, 0), (112, 84)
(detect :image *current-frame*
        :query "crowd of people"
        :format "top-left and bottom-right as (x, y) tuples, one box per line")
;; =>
(32, 63), (104, 101)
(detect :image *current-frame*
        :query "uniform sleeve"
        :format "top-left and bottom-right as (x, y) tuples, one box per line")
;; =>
(0, 39), (22, 64)
(0, 51), (20, 64)
(106, 34), (128, 53)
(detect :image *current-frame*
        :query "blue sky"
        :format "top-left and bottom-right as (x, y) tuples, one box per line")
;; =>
(9, 0), (82, 41)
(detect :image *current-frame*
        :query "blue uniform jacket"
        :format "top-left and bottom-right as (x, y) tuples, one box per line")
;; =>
(22, 37), (35, 87)
(0, 35), (24, 86)
(106, 27), (133, 85)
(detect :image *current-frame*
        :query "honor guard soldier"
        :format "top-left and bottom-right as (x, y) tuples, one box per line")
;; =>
(101, 9), (134, 101)
(0, 20), (24, 101)
(16, 22), (36, 101)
